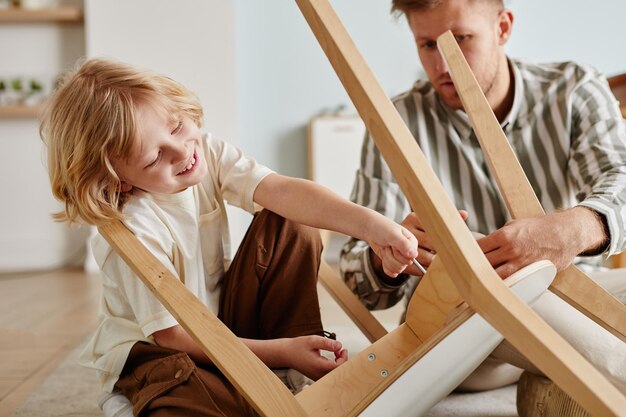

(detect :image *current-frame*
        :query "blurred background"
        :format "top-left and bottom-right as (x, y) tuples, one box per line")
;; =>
(1, 0), (625, 272)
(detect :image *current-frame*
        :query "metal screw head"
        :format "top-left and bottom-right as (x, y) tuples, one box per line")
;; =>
(380, 369), (388, 377)
(367, 353), (376, 361)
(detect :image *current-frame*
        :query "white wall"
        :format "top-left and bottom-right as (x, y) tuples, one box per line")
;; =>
(86, 0), (250, 250)
(0, 11), (86, 271)
(2, 0), (626, 271)
(236, 0), (626, 181)
(235, 0), (419, 178)
(507, 0), (626, 76)
(85, 0), (236, 145)
(84, 0), (251, 251)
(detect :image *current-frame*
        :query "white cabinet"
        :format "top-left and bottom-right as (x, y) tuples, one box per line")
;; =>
(307, 115), (365, 201)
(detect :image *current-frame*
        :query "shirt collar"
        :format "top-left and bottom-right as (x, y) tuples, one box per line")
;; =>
(503, 58), (524, 130)
(440, 58), (523, 140)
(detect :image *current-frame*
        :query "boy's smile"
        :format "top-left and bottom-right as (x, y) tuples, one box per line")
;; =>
(176, 150), (198, 176)
(114, 101), (207, 194)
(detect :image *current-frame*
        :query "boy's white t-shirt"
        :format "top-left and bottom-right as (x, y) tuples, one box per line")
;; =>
(79, 134), (273, 392)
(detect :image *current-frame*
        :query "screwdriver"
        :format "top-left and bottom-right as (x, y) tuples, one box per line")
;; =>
(412, 258), (427, 275)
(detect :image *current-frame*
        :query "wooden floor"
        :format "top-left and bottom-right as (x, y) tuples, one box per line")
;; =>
(0, 268), (100, 417)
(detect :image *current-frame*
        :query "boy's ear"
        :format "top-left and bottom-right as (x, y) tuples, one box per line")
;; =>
(120, 181), (133, 192)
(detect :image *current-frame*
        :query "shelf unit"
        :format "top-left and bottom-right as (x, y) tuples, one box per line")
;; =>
(0, 6), (82, 23)
(0, 6), (82, 117)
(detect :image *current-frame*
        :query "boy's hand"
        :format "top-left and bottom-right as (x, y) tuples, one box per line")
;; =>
(368, 216), (419, 278)
(369, 210), (469, 278)
(283, 335), (348, 381)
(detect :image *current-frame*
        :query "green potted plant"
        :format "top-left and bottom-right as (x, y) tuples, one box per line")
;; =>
(24, 79), (44, 106)
(0, 80), (6, 106)
(4, 77), (23, 105)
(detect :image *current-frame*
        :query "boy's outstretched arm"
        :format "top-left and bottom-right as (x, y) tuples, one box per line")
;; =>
(152, 325), (347, 380)
(254, 173), (418, 277)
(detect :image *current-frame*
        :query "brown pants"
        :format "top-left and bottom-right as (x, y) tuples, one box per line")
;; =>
(115, 210), (324, 417)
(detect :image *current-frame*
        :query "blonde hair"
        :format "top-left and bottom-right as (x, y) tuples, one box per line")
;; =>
(40, 58), (204, 225)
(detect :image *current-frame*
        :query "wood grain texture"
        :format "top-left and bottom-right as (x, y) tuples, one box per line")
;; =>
(436, 30), (626, 415)
(294, 0), (626, 415)
(437, 31), (626, 343)
(517, 371), (591, 417)
(297, 323), (424, 416)
(606, 74), (626, 266)
(98, 221), (307, 417)
(405, 257), (463, 342)
(0, 7), (83, 23)
(318, 260), (388, 342)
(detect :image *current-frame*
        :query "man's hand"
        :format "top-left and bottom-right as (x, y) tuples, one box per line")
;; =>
(477, 207), (608, 278)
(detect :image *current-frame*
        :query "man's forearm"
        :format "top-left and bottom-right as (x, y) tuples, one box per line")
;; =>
(576, 206), (610, 256)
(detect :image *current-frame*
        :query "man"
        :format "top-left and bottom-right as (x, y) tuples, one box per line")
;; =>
(340, 0), (626, 399)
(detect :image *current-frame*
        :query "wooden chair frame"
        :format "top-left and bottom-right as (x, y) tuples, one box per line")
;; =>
(607, 72), (626, 267)
(608, 72), (626, 119)
(97, 1), (626, 416)
(436, 32), (626, 342)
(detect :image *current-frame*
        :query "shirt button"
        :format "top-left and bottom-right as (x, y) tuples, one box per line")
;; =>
(174, 369), (183, 379)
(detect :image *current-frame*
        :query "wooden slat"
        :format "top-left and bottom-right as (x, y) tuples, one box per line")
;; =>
(318, 260), (387, 343)
(294, 1), (626, 416)
(0, 105), (42, 118)
(613, 251), (626, 268)
(0, 7), (82, 23)
(98, 221), (307, 417)
(297, 313), (473, 417)
(405, 257), (463, 342)
(437, 31), (626, 343)
(297, 323), (423, 417)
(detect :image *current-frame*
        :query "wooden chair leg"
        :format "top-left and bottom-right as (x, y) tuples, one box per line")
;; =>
(517, 371), (590, 417)
(318, 260), (388, 343)
(612, 251), (626, 269)
(296, 0), (626, 414)
(438, 31), (626, 344)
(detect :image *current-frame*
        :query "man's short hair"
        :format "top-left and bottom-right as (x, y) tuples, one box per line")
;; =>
(391, 0), (504, 16)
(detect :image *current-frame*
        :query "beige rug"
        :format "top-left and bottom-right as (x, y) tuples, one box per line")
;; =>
(11, 335), (517, 417)
(11, 339), (101, 417)
(12, 275), (518, 417)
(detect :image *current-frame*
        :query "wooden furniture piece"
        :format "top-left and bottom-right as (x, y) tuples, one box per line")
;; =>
(99, 220), (555, 417)
(437, 32), (626, 342)
(607, 72), (626, 267)
(0, 6), (83, 118)
(294, 0), (624, 414)
(0, 104), (44, 118)
(318, 261), (387, 343)
(98, 1), (626, 416)
(307, 115), (364, 201)
(436, 29), (626, 414)
(608, 72), (626, 118)
(0, 6), (83, 23)
(517, 371), (591, 417)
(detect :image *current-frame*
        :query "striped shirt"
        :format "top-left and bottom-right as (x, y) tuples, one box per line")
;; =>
(340, 59), (626, 310)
